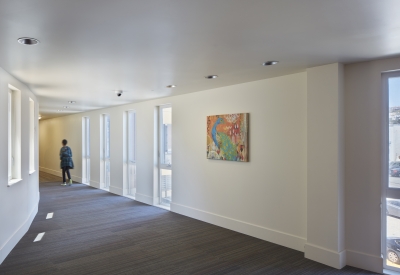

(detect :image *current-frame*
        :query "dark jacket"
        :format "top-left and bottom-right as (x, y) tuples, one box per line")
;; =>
(60, 146), (74, 169)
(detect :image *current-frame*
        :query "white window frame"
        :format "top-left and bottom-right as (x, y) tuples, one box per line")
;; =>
(159, 105), (172, 168)
(382, 71), (400, 273)
(158, 105), (172, 207)
(82, 117), (90, 184)
(8, 90), (12, 182)
(29, 98), (35, 174)
(101, 114), (110, 189)
(8, 85), (22, 186)
(126, 110), (136, 196)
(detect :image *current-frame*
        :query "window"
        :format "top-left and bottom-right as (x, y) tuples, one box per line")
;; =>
(8, 86), (21, 184)
(82, 117), (90, 184)
(8, 90), (12, 181)
(29, 98), (35, 174)
(159, 105), (172, 206)
(126, 111), (136, 197)
(384, 72), (400, 272)
(101, 114), (110, 189)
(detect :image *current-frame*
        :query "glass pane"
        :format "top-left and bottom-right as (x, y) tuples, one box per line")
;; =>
(84, 158), (90, 183)
(86, 119), (90, 157)
(162, 107), (171, 124)
(87, 158), (90, 182)
(128, 163), (136, 195)
(389, 77), (400, 188)
(29, 99), (34, 172)
(161, 107), (172, 165)
(105, 160), (110, 188)
(128, 112), (135, 162)
(160, 169), (171, 206)
(8, 92), (12, 180)
(164, 124), (172, 165)
(387, 198), (400, 267)
(105, 116), (110, 159)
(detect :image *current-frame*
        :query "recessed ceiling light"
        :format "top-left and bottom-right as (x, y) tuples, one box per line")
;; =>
(17, 37), (40, 45)
(63, 106), (69, 108)
(262, 61), (279, 66)
(166, 85), (176, 88)
(205, 75), (218, 79)
(68, 101), (76, 104)
(57, 110), (64, 112)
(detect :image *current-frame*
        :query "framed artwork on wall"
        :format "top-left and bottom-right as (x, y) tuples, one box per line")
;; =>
(207, 113), (249, 162)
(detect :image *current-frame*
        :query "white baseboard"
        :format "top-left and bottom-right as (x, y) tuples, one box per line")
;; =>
(71, 176), (82, 183)
(0, 197), (38, 265)
(346, 249), (383, 273)
(171, 202), (306, 252)
(109, 186), (123, 196)
(90, 180), (100, 188)
(135, 192), (153, 205)
(39, 166), (82, 183)
(39, 166), (60, 177)
(123, 194), (135, 201)
(153, 196), (160, 206)
(304, 243), (346, 269)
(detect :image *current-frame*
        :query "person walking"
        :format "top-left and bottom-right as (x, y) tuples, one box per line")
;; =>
(60, 139), (74, 186)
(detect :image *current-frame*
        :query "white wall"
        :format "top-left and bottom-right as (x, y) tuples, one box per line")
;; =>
(0, 67), (39, 264)
(32, 56), (400, 274)
(41, 59), (400, 273)
(344, 57), (400, 273)
(39, 72), (308, 251)
(305, 63), (346, 269)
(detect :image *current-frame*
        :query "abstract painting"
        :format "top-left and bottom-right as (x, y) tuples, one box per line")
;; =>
(207, 113), (249, 162)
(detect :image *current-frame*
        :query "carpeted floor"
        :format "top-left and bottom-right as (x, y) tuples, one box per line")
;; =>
(0, 172), (379, 275)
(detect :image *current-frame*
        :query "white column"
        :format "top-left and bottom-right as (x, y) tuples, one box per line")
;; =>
(305, 63), (346, 269)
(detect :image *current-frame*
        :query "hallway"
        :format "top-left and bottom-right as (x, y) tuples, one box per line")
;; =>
(0, 173), (376, 275)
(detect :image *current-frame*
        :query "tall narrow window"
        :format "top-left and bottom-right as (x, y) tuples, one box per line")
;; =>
(127, 111), (136, 197)
(29, 98), (35, 174)
(159, 105), (172, 207)
(101, 114), (110, 189)
(82, 117), (90, 184)
(8, 86), (21, 184)
(8, 90), (12, 181)
(384, 72), (400, 273)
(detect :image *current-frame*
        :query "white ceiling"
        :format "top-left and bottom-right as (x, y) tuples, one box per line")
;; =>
(1, 0), (400, 119)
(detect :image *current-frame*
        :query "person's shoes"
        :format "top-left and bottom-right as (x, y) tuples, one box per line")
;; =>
(61, 182), (67, 186)
(68, 179), (73, 186)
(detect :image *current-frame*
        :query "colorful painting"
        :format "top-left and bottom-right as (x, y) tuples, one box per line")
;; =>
(207, 113), (249, 162)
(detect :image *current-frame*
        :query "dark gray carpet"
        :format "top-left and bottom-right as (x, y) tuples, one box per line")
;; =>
(0, 172), (378, 275)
